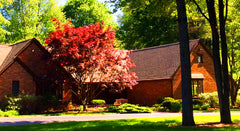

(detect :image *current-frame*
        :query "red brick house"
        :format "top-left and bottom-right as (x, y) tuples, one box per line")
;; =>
(127, 39), (217, 105)
(0, 38), (217, 106)
(0, 38), (77, 103)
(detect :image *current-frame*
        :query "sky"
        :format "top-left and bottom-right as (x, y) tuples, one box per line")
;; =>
(56, 0), (123, 22)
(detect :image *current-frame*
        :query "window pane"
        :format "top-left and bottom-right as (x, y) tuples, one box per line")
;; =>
(198, 55), (203, 63)
(191, 80), (203, 97)
(12, 81), (19, 95)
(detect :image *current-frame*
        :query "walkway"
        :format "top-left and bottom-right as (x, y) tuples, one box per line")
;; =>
(1, 112), (240, 126)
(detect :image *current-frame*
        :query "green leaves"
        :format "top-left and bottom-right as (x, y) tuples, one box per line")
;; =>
(63, 0), (117, 29)
(0, 0), (67, 44)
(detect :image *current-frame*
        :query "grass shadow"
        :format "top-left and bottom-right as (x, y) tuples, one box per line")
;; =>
(1, 118), (240, 131)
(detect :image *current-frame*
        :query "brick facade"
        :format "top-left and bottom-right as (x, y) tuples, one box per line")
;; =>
(127, 42), (217, 105)
(0, 62), (36, 99)
(127, 79), (172, 105)
(0, 39), (75, 103)
(172, 44), (217, 99)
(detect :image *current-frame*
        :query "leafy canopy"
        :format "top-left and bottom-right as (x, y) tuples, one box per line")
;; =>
(63, 0), (117, 29)
(0, 0), (67, 44)
(46, 19), (137, 107)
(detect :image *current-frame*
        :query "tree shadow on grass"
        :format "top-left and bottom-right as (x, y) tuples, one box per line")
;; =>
(1, 118), (239, 131)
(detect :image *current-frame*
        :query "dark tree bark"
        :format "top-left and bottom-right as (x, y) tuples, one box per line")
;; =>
(176, 0), (195, 126)
(192, 0), (232, 124)
(218, 0), (232, 123)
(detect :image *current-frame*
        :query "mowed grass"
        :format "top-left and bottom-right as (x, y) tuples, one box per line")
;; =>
(193, 108), (240, 113)
(17, 112), (116, 117)
(2, 115), (240, 131)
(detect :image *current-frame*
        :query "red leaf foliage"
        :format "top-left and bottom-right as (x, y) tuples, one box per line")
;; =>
(46, 18), (138, 91)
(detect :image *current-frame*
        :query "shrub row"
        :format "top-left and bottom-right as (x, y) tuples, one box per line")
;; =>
(0, 110), (19, 117)
(0, 94), (60, 114)
(153, 97), (182, 112)
(91, 99), (106, 106)
(107, 103), (152, 113)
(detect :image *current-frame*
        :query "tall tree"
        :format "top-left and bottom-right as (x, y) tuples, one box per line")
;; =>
(192, 0), (232, 123)
(63, 0), (116, 28)
(117, 5), (178, 49)
(176, 0), (195, 126)
(0, 0), (12, 42)
(110, 0), (207, 49)
(46, 19), (138, 110)
(0, 0), (67, 44)
(113, 0), (179, 49)
(226, 1), (240, 106)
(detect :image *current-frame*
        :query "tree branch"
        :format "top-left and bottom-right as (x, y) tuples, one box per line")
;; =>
(192, 0), (210, 22)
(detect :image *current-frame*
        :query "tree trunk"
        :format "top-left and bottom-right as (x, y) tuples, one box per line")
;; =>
(229, 39), (239, 106)
(176, 0), (195, 126)
(218, 0), (232, 124)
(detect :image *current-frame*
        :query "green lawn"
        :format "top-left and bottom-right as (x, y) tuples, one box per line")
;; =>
(2, 115), (240, 131)
(17, 112), (116, 117)
(193, 108), (240, 113)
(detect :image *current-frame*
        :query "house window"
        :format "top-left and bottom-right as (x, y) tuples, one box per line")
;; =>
(12, 81), (20, 95)
(192, 79), (203, 97)
(198, 55), (203, 63)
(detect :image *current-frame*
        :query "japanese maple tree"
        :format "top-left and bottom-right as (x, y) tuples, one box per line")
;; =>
(45, 18), (138, 110)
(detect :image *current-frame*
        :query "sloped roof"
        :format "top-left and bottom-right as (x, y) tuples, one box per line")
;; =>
(130, 39), (200, 81)
(0, 45), (12, 67)
(0, 39), (33, 74)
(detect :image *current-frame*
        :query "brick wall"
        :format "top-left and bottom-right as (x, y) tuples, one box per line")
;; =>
(172, 44), (217, 98)
(18, 42), (49, 77)
(127, 79), (172, 106)
(0, 62), (36, 99)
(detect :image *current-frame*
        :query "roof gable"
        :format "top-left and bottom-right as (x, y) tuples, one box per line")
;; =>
(0, 39), (34, 74)
(0, 45), (12, 67)
(130, 39), (200, 81)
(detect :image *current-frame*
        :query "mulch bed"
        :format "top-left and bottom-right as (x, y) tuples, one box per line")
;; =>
(196, 122), (240, 128)
(174, 122), (240, 128)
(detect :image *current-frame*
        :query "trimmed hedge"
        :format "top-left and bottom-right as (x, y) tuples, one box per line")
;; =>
(107, 103), (152, 113)
(0, 110), (19, 117)
(92, 99), (106, 106)
(153, 97), (182, 112)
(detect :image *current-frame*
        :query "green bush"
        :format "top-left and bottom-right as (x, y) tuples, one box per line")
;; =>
(161, 97), (178, 110)
(79, 105), (84, 111)
(0, 94), (59, 114)
(153, 97), (181, 112)
(236, 97), (240, 107)
(193, 105), (201, 110)
(198, 92), (219, 108)
(43, 94), (60, 110)
(156, 106), (168, 112)
(201, 104), (210, 110)
(152, 104), (167, 112)
(92, 99), (106, 106)
(107, 103), (152, 113)
(0, 110), (19, 117)
(1, 96), (22, 111)
(156, 97), (165, 104)
(152, 104), (162, 108)
(107, 105), (119, 112)
(170, 102), (182, 112)
(192, 99), (204, 106)
(20, 94), (43, 114)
